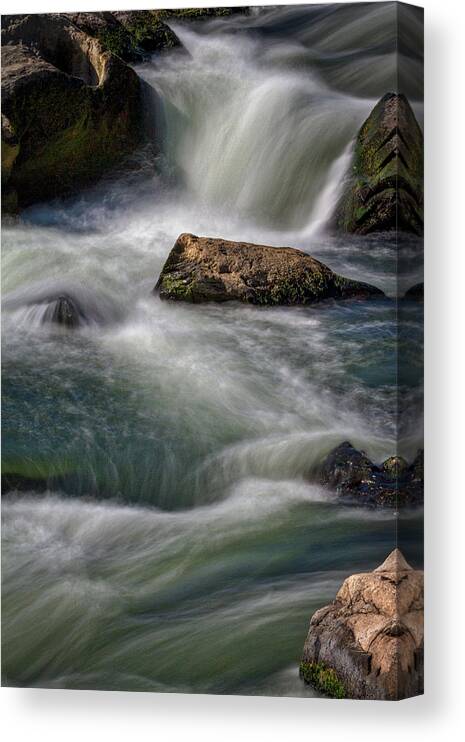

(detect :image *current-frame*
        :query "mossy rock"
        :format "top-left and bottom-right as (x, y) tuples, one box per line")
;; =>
(1, 14), (144, 210)
(300, 661), (346, 699)
(155, 233), (384, 305)
(316, 441), (424, 508)
(336, 93), (423, 235)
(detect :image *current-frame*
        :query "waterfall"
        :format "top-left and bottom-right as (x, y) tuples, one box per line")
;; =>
(138, 28), (374, 232)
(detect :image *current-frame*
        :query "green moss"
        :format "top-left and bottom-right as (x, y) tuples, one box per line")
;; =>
(300, 661), (346, 699)
(96, 26), (130, 58)
(336, 93), (423, 234)
(161, 274), (195, 301)
(5, 61), (142, 207)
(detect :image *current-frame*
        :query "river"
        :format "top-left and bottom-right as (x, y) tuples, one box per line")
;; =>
(1, 4), (423, 694)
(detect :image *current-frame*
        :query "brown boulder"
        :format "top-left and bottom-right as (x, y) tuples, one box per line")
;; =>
(155, 233), (384, 305)
(301, 549), (424, 700)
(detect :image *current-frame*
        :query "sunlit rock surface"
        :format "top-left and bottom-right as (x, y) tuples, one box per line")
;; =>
(301, 549), (424, 700)
(155, 233), (384, 304)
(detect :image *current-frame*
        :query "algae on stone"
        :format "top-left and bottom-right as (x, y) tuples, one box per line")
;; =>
(299, 661), (346, 699)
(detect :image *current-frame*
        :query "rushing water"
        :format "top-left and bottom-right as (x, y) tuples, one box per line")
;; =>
(2, 4), (423, 694)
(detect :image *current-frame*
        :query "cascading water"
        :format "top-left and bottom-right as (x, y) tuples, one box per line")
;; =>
(2, 5), (423, 694)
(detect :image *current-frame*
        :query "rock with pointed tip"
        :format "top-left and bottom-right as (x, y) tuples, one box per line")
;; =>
(335, 93), (423, 235)
(301, 549), (424, 700)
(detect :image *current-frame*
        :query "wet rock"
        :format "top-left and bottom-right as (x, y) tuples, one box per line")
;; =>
(317, 441), (423, 507)
(336, 93), (423, 235)
(3, 282), (124, 328)
(405, 282), (424, 300)
(155, 233), (384, 305)
(320, 441), (373, 488)
(1, 14), (144, 210)
(300, 549), (424, 700)
(381, 456), (409, 478)
(43, 295), (85, 328)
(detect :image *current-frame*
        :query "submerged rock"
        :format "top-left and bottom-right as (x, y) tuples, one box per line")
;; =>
(3, 281), (124, 329)
(301, 549), (424, 700)
(336, 93), (423, 235)
(1, 14), (144, 210)
(42, 294), (86, 328)
(155, 233), (384, 305)
(318, 441), (423, 507)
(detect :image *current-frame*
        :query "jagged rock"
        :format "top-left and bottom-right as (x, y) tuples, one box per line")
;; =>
(60, 11), (182, 62)
(318, 441), (423, 507)
(336, 93), (423, 235)
(1, 14), (144, 210)
(405, 282), (424, 300)
(155, 233), (384, 305)
(58, 8), (247, 61)
(301, 549), (424, 700)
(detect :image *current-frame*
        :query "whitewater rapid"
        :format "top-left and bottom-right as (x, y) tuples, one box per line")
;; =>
(2, 4), (424, 693)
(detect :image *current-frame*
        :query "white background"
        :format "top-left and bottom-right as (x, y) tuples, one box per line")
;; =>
(1, 0), (464, 739)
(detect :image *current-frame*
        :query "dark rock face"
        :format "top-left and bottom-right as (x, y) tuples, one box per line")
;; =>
(155, 233), (384, 305)
(318, 441), (423, 507)
(1, 14), (144, 210)
(405, 282), (424, 300)
(336, 93), (423, 235)
(301, 549), (424, 700)
(57, 9), (248, 61)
